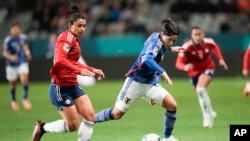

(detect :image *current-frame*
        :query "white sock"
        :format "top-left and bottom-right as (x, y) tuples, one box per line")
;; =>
(78, 120), (94, 141)
(44, 119), (69, 133)
(196, 87), (213, 119)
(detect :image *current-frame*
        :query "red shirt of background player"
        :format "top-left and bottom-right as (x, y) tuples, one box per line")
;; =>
(175, 38), (224, 77)
(50, 30), (94, 86)
(243, 44), (250, 73)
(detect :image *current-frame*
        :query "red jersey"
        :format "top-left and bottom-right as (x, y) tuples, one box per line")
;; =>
(243, 44), (250, 71)
(50, 30), (94, 86)
(175, 38), (224, 77)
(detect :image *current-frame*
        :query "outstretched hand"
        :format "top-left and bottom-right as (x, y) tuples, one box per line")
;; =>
(242, 69), (248, 77)
(93, 69), (105, 80)
(219, 60), (228, 70)
(170, 46), (186, 53)
(161, 72), (172, 85)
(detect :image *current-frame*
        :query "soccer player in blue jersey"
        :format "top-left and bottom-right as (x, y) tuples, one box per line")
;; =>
(95, 18), (184, 141)
(3, 22), (32, 111)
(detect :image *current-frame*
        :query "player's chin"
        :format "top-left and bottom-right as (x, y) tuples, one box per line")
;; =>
(77, 32), (84, 37)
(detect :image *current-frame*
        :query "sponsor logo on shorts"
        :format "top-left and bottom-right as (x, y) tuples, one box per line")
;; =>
(65, 99), (71, 105)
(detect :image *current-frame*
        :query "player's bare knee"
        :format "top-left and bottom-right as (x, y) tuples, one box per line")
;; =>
(170, 101), (178, 110)
(163, 100), (177, 111)
(67, 121), (80, 132)
(84, 113), (95, 122)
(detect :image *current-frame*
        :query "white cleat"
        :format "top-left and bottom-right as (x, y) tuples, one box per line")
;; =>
(162, 135), (179, 141)
(203, 112), (216, 128)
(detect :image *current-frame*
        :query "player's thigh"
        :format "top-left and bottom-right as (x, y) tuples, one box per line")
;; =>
(74, 94), (95, 122)
(145, 85), (177, 110)
(144, 84), (168, 105)
(59, 105), (80, 131)
(49, 83), (80, 130)
(115, 78), (145, 113)
(197, 70), (213, 88)
(6, 66), (18, 81)
(18, 63), (29, 84)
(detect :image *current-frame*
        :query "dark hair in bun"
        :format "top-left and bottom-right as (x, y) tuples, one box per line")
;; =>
(66, 2), (86, 26)
(161, 18), (179, 36)
(70, 2), (80, 14)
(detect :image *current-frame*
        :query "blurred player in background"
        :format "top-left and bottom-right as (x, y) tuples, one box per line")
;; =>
(175, 26), (228, 128)
(242, 43), (250, 96)
(3, 21), (32, 111)
(46, 32), (96, 86)
(95, 18), (184, 141)
(32, 3), (105, 141)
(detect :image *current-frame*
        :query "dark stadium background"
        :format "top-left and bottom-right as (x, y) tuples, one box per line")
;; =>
(0, 0), (249, 82)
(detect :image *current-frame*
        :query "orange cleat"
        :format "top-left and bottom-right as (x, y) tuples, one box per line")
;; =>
(22, 99), (32, 110)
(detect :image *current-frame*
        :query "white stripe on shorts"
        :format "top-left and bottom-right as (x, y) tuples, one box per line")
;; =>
(56, 85), (63, 101)
(119, 78), (133, 101)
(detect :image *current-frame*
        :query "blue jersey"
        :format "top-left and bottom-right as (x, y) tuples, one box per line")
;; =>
(126, 32), (170, 85)
(4, 34), (28, 67)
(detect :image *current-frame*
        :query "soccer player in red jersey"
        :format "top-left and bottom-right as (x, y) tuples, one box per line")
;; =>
(242, 44), (250, 96)
(175, 26), (228, 128)
(32, 3), (105, 141)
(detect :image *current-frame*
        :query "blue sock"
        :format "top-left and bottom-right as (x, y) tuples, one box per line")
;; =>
(22, 85), (28, 99)
(164, 110), (177, 138)
(95, 108), (114, 123)
(10, 88), (16, 101)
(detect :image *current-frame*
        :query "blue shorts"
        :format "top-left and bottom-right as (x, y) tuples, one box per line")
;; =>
(49, 83), (86, 111)
(189, 69), (214, 86)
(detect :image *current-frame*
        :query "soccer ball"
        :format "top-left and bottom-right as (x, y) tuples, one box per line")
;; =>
(141, 133), (161, 141)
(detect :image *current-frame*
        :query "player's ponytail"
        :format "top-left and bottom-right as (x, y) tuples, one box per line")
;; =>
(161, 18), (179, 36)
(66, 2), (86, 27)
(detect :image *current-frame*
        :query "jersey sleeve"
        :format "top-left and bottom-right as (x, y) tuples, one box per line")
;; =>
(208, 38), (224, 60)
(175, 52), (186, 71)
(243, 45), (250, 70)
(53, 34), (81, 74)
(142, 38), (165, 73)
(144, 53), (165, 73)
(20, 34), (28, 44)
(175, 41), (189, 71)
(78, 63), (95, 72)
(3, 36), (10, 51)
(145, 42), (159, 57)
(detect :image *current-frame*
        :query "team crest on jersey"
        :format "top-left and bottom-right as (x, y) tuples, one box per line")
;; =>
(205, 48), (209, 53)
(15, 45), (21, 52)
(153, 47), (159, 56)
(124, 97), (131, 104)
(63, 43), (70, 52)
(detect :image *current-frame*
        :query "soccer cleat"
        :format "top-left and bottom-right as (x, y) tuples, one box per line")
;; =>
(32, 120), (45, 141)
(203, 112), (216, 128)
(22, 99), (32, 110)
(162, 135), (179, 141)
(11, 101), (19, 111)
(203, 119), (211, 128)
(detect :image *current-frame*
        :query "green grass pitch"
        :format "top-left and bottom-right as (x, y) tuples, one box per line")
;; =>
(0, 77), (249, 141)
